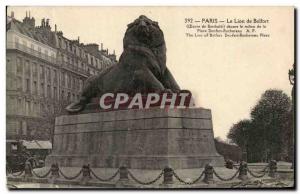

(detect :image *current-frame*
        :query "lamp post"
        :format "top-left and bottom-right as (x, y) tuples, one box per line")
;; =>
(242, 127), (248, 162)
(288, 64), (295, 169)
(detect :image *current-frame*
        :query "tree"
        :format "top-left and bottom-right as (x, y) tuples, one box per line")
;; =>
(227, 89), (292, 162)
(250, 89), (292, 161)
(29, 99), (69, 143)
(227, 119), (252, 148)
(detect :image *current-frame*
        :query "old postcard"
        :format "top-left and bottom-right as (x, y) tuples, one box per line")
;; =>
(6, 6), (295, 189)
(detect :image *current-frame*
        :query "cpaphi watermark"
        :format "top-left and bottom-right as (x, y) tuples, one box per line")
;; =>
(97, 92), (195, 110)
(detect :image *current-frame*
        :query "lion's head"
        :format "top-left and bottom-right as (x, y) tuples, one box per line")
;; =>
(123, 15), (167, 73)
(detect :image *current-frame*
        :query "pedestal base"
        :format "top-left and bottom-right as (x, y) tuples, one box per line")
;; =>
(46, 107), (224, 169)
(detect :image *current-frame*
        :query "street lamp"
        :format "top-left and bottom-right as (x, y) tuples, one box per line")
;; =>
(288, 64), (295, 169)
(242, 127), (248, 162)
(289, 67), (295, 86)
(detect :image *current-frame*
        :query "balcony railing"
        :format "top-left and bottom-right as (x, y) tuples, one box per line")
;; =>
(7, 42), (56, 64)
(61, 62), (90, 77)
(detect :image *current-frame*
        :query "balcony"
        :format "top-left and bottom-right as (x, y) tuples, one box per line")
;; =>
(61, 62), (90, 77)
(6, 42), (56, 64)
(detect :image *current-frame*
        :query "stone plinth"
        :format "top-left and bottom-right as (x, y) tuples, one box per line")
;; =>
(46, 107), (224, 169)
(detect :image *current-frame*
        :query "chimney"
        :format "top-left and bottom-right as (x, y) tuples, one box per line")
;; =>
(78, 36), (80, 43)
(55, 24), (57, 32)
(11, 11), (14, 18)
(26, 11), (28, 18)
(101, 43), (103, 50)
(29, 11), (31, 18)
(113, 50), (115, 55)
(106, 49), (108, 55)
(84, 44), (99, 54)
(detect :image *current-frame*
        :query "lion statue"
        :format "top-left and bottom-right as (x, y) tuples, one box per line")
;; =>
(66, 15), (181, 113)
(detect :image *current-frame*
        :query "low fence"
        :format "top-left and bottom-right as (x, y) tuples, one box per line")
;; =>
(7, 160), (278, 186)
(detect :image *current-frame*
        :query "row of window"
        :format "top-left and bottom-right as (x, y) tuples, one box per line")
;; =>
(7, 90), (80, 117)
(58, 37), (113, 71)
(61, 53), (111, 72)
(58, 37), (83, 57)
(14, 56), (84, 93)
(14, 74), (81, 101)
(13, 36), (112, 77)
(16, 57), (58, 83)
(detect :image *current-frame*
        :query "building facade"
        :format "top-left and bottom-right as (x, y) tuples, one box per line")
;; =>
(6, 12), (117, 140)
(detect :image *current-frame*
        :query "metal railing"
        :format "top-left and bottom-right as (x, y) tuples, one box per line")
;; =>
(7, 160), (278, 186)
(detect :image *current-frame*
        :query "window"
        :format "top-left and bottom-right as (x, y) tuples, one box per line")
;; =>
(79, 80), (83, 91)
(34, 102), (37, 116)
(38, 47), (41, 56)
(25, 101), (30, 115)
(40, 103), (44, 113)
(61, 90), (65, 100)
(40, 83), (44, 97)
(67, 74), (71, 88)
(25, 60), (30, 76)
(73, 78), (76, 89)
(33, 81), (37, 94)
(17, 98), (22, 111)
(51, 53), (55, 62)
(47, 85), (51, 98)
(40, 65), (44, 78)
(70, 76), (72, 89)
(67, 92), (71, 101)
(54, 87), (57, 99)
(47, 67), (51, 82)
(21, 40), (27, 52)
(16, 57), (22, 74)
(45, 49), (48, 56)
(33, 63), (38, 77)
(25, 78), (30, 93)
(53, 69), (57, 83)
(61, 72), (65, 86)
(15, 37), (19, 48)
(17, 77), (22, 91)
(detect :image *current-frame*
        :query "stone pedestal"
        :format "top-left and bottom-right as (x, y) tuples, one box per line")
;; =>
(46, 107), (224, 169)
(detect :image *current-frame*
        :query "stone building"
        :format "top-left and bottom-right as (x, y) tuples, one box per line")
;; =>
(6, 12), (117, 140)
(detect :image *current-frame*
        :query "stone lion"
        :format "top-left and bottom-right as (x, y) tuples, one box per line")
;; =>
(66, 15), (181, 113)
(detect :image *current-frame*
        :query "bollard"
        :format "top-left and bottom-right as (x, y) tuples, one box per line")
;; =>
(82, 164), (91, 178)
(81, 164), (91, 185)
(268, 160), (277, 178)
(203, 163), (214, 184)
(24, 161), (32, 177)
(238, 161), (248, 181)
(225, 160), (233, 169)
(163, 166), (174, 184)
(119, 166), (129, 181)
(50, 163), (60, 179)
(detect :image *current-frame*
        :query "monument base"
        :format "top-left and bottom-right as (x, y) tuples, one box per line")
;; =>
(46, 107), (224, 169)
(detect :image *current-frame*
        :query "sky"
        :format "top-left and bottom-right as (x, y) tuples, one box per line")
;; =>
(7, 6), (294, 139)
